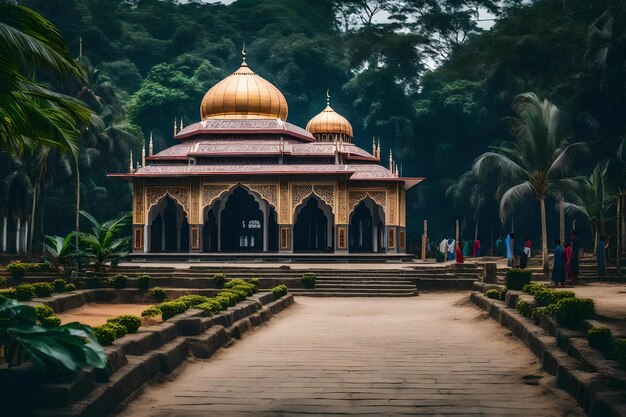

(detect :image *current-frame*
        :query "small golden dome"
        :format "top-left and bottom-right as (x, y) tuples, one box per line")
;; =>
(306, 94), (353, 139)
(200, 58), (288, 121)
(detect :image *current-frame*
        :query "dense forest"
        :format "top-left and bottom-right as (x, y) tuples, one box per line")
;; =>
(2, 0), (625, 256)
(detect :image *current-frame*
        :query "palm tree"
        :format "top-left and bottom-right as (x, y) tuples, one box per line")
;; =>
(0, 2), (91, 154)
(446, 171), (488, 240)
(564, 162), (617, 241)
(473, 93), (587, 273)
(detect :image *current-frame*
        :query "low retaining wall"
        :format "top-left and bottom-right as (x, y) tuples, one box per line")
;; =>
(6, 292), (294, 417)
(470, 285), (626, 417)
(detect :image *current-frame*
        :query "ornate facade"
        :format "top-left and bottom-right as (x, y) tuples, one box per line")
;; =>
(111, 53), (423, 255)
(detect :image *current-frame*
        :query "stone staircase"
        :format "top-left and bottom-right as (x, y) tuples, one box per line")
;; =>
(3, 263), (484, 297)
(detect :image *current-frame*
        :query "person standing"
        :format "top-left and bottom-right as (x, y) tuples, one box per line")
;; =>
(505, 233), (515, 267)
(564, 243), (573, 282)
(570, 230), (579, 283)
(552, 240), (566, 287)
(456, 240), (464, 264)
(473, 238), (481, 257)
(597, 236), (606, 276)
(525, 237), (532, 252)
(447, 238), (456, 261)
(520, 245), (529, 268)
(495, 236), (504, 257)
(463, 238), (471, 257)
(437, 238), (448, 263)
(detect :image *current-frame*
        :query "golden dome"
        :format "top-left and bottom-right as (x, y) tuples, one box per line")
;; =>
(306, 95), (353, 139)
(200, 58), (288, 121)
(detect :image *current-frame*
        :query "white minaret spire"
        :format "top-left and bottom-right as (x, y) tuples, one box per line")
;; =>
(173, 117), (177, 136)
(142, 142), (146, 167)
(149, 131), (154, 156)
(129, 150), (133, 172)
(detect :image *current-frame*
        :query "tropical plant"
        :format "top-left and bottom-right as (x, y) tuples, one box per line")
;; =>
(0, 296), (106, 375)
(43, 234), (75, 272)
(473, 93), (587, 272)
(76, 211), (131, 271)
(0, 2), (91, 154)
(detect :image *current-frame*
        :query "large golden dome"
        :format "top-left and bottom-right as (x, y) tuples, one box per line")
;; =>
(200, 57), (288, 121)
(306, 94), (353, 140)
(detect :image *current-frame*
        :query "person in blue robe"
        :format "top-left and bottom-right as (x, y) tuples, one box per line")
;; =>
(551, 240), (566, 286)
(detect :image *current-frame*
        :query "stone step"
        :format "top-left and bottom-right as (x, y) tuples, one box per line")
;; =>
(290, 291), (417, 297)
(290, 287), (416, 294)
(314, 283), (416, 289)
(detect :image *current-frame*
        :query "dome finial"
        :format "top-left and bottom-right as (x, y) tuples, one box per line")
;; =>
(326, 89), (330, 106)
(241, 42), (247, 66)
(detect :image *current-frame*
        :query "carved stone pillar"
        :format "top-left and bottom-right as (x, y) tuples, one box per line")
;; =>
(278, 179), (292, 252)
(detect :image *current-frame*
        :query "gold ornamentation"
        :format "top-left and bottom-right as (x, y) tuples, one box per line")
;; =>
(399, 189), (406, 227)
(247, 184), (278, 209)
(134, 180), (144, 224)
(279, 180), (289, 224)
(202, 184), (233, 208)
(191, 180), (200, 224)
(388, 185), (398, 225)
(146, 185), (190, 218)
(337, 179), (347, 224)
(292, 184), (335, 217)
(348, 190), (387, 222)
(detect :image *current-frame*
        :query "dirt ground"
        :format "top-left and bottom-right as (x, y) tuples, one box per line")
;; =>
(57, 303), (153, 326)
(114, 293), (584, 417)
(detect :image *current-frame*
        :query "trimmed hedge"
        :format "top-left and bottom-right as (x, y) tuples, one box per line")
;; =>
(159, 301), (188, 321)
(553, 298), (595, 328)
(213, 273), (226, 286)
(150, 287), (167, 302)
(52, 279), (67, 292)
(195, 299), (223, 314)
(176, 295), (210, 308)
(93, 325), (117, 346)
(301, 272), (316, 289)
(40, 316), (61, 328)
(522, 282), (547, 295)
(530, 305), (555, 324)
(110, 274), (128, 289)
(34, 304), (54, 320)
(107, 315), (141, 334)
(64, 283), (76, 292)
(485, 289), (499, 299)
(15, 284), (35, 301)
(33, 282), (54, 298)
(587, 327), (612, 350)
(534, 289), (576, 307)
(516, 300), (533, 317)
(137, 275), (151, 290)
(272, 285), (288, 298)
(505, 269), (532, 290)
(141, 306), (161, 318)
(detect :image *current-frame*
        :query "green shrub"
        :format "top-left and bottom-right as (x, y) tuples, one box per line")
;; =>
(534, 289), (576, 307)
(516, 300), (532, 317)
(176, 295), (210, 308)
(52, 279), (67, 292)
(104, 321), (127, 338)
(0, 276), (6, 288)
(33, 304), (54, 320)
(158, 301), (188, 321)
(0, 288), (17, 299)
(217, 291), (240, 306)
(223, 289), (247, 302)
(40, 316), (61, 328)
(141, 306), (161, 318)
(107, 315), (141, 334)
(93, 325), (116, 345)
(485, 289), (499, 299)
(530, 305), (555, 324)
(150, 287), (167, 302)
(227, 283), (255, 296)
(272, 285), (288, 298)
(14, 284), (35, 301)
(224, 279), (247, 289)
(587, 327), (612, 350)
(213, 273), (226, 286)
(84, 276), (110, 289)
(64, 283), (76, 292)
(615, 339), (626, 368)
(33, 282), (54, 298)
(499, 288), (508, 301)
(214, 295), (232, 310)
(110, 274), (127, 289)
(7, 261), (27, 279)
(249, 278), (261, 288)
(505, 269), (532, 290)
(553, 298), (595, 328)
(137, 275), (151, 290)
(195, 299), (223, 314)
(301, 272), (316, 289)
(523, 282), (547, 295)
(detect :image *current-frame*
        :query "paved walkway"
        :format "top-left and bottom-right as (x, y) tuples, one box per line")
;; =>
(116, 294), (584, 417)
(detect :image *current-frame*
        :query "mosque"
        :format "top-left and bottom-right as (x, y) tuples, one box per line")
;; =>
(111, 51), (423, 257)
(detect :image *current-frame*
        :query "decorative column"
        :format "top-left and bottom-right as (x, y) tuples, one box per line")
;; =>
(132, 180), (145, 253)
(189, 179), (202, 253)
(278, 179), (292, 252)
(335, 178), (348, 253)
(385, 183), (399, 253)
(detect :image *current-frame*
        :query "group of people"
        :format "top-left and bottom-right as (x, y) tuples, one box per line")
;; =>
(433, 237), (482, 264)
(495, 233), (531, 268)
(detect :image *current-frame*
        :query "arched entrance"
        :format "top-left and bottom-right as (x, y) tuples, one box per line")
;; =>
(148, 196), (189, 252)
(293, 197), (334, 252)
(349, 198), (385, 252)
(219, 188), (263, 251)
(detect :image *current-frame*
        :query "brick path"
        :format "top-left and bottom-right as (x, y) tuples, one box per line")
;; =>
(116, 294), (584, 416)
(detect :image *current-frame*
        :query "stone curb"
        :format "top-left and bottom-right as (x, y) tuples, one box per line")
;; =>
(33, 293), (295, 417)
(470, 291), (626, 417)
